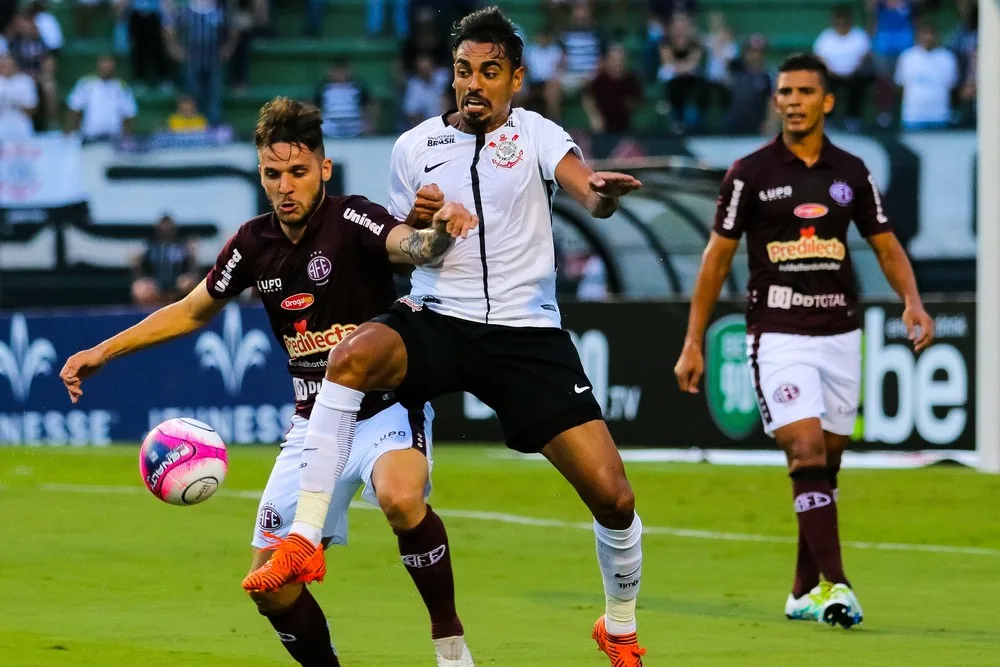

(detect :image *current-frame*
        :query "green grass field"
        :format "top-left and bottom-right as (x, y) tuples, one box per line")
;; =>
(2, 445), (999, 666)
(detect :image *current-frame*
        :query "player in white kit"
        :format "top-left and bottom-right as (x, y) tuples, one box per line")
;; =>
(244, 7), (648, 666)
(674, 54), (935, 628)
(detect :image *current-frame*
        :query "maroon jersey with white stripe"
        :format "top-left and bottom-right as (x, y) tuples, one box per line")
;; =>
(713, 136), (893, 335)
(206, 195), (401, 418)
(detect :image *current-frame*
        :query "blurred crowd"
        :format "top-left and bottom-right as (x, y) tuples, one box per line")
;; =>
(0, 0), (982, 141)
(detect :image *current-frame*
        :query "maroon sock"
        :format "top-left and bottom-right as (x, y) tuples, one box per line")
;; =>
(262, 587), (340, 666)
(792, 527), (821, 598)
(396, 505), (464, 639)
(790, 467), (850, 587)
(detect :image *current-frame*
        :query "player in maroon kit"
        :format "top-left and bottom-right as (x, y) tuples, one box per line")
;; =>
(59, 97), (479, 666)
(674, 54), (934, 628)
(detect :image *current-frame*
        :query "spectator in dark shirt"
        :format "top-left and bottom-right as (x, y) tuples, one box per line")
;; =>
(131, 215), (200, 307)
(164, 0), (236, 126)
(657, 11), (704, 132)
(725, 34), (774, 135)
(582, 43), (643, 134)
(8, 11), (48, 78)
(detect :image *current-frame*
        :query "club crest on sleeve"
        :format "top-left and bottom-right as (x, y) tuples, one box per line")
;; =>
(488, 134), (523, 169)
(829, 181), (854, 206)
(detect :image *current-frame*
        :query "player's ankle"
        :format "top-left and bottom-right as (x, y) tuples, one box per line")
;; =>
(289, 522), (323, 546)
(432, 634), (466, 660)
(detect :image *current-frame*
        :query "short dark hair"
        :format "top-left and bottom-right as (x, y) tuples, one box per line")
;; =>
(779, 53), (830, 90)
(832, 3), (853, 20)
(452, 6), (524, 69)
(254, 97), (324, 155)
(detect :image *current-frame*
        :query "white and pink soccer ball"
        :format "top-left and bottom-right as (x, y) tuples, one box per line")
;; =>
(139, 418), (228, 505)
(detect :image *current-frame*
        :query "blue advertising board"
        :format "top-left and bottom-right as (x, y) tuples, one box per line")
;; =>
(0, 304), (295, 445)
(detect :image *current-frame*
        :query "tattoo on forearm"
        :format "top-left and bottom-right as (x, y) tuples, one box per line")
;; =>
(399, 227), (454, 265)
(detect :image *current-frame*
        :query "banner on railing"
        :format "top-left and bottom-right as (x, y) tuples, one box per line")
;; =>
(0, 300), (974, 449)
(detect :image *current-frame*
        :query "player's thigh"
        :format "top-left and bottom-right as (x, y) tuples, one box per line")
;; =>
(473, 325), (604, 454)
(358, 403), (434, 519)
(748, 332), (826, 436)
(818, 329), (862, 437)
(251, 418), (310, 548)
(541, 418), (635, 524)
(372, 299), (465, 403)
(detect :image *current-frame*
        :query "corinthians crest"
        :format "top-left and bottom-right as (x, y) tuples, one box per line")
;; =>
(488, 133), (523, 169)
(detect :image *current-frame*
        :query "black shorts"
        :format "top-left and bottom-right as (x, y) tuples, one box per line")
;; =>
(374, 300), (603, 453)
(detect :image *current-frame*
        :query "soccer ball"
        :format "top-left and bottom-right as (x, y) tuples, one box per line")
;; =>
(139, 418), (228, 506)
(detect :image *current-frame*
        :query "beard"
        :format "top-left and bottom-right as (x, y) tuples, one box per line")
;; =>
(275, 187), (325, 227)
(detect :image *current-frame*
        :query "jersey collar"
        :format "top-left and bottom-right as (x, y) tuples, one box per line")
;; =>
(774, 134), (837, 168)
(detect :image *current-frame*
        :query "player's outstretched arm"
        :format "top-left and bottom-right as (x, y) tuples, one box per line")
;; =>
(866, 231), (934, 351)
(59, 279), (226, 403)
(675, 232), (740, 394)
(553, 152), (642, 219)
(385, 202), (479, 266)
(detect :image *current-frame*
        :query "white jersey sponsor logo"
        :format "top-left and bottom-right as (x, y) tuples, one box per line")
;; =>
(766, 285), (847, 310)
(722, 178), (744, 230)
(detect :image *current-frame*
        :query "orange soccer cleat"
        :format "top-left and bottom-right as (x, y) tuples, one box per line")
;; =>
(242, 532), (327, 592)
(592, 616), (647, 667)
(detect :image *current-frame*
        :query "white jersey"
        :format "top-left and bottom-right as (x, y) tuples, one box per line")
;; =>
(387, 108), (581, 328)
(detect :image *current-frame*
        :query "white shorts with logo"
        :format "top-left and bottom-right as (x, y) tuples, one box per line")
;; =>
(747, 329), (861, 436)
(251, 402), (434, 549)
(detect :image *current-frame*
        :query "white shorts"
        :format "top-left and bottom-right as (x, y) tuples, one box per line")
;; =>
(251, 402), (434, 549)
(747, 330), (861, 436)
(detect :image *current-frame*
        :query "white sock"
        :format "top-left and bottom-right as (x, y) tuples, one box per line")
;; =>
(594, 513), (643, 636)
(290, 380), (364, 545)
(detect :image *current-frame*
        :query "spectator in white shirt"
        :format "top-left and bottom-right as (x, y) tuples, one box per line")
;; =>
(522, 26), (564, 120)
(66, 55), (138, 140)
(0, 54), (38, 138)
(813, 3), (871, 131)
(402, 53), (447, 128)
(894, 22), (958, 130)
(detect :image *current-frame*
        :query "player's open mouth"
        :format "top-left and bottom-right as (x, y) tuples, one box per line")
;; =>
(786, 113), (806, 121)
(464, 98), (488, 112)
(279, 203), (297, 212)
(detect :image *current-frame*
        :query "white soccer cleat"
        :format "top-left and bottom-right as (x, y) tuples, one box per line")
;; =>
(435, 637), (474, 667)
(820, 583), (864, 629)
(785, 582), (832, 622)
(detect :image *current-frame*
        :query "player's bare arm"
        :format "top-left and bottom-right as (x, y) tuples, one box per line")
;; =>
(866, 231), (934, 351)
(59, 279), (226, 402)
(385, 201), (479, 266)
(553, 152), (643, 219)
(674, 232), (741, 393)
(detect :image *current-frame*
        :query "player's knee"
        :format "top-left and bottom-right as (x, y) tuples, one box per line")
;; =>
(785, 436), (827, 471)
(326, 340), (373, 390)
(378, 485), (427, 532)
(592, 477), (635, 529)
(248, 583), (302, 616)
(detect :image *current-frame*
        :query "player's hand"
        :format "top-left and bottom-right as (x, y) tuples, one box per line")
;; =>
(410, 184), (446, 228)
(589, 171), (643, 199)
(432, 202), (479, 239)
(903, 303), (935, 352)
(59, 348), (108, 404)
(674, 342), (705, 394)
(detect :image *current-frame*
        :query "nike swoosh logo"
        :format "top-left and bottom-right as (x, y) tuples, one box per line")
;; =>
(614, 566), (641, 579)
(424, 160), (449, 173)
(574, 385), (591, 394)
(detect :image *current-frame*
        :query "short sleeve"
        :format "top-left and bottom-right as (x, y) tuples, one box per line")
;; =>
(119, 83), (138, 118)
(713, 160), (752, 238)
(386, 135), (417, 221)
(532, 115), (581, 182)
(852, 162), (892, 237)
(66, 78), (87, 112)
(342, 195), (403, 258)
(205, 226), (255, 299)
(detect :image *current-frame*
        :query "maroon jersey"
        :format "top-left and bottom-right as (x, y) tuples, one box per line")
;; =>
(713, 136), (892, 336)
(206, 195), (401, 419)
